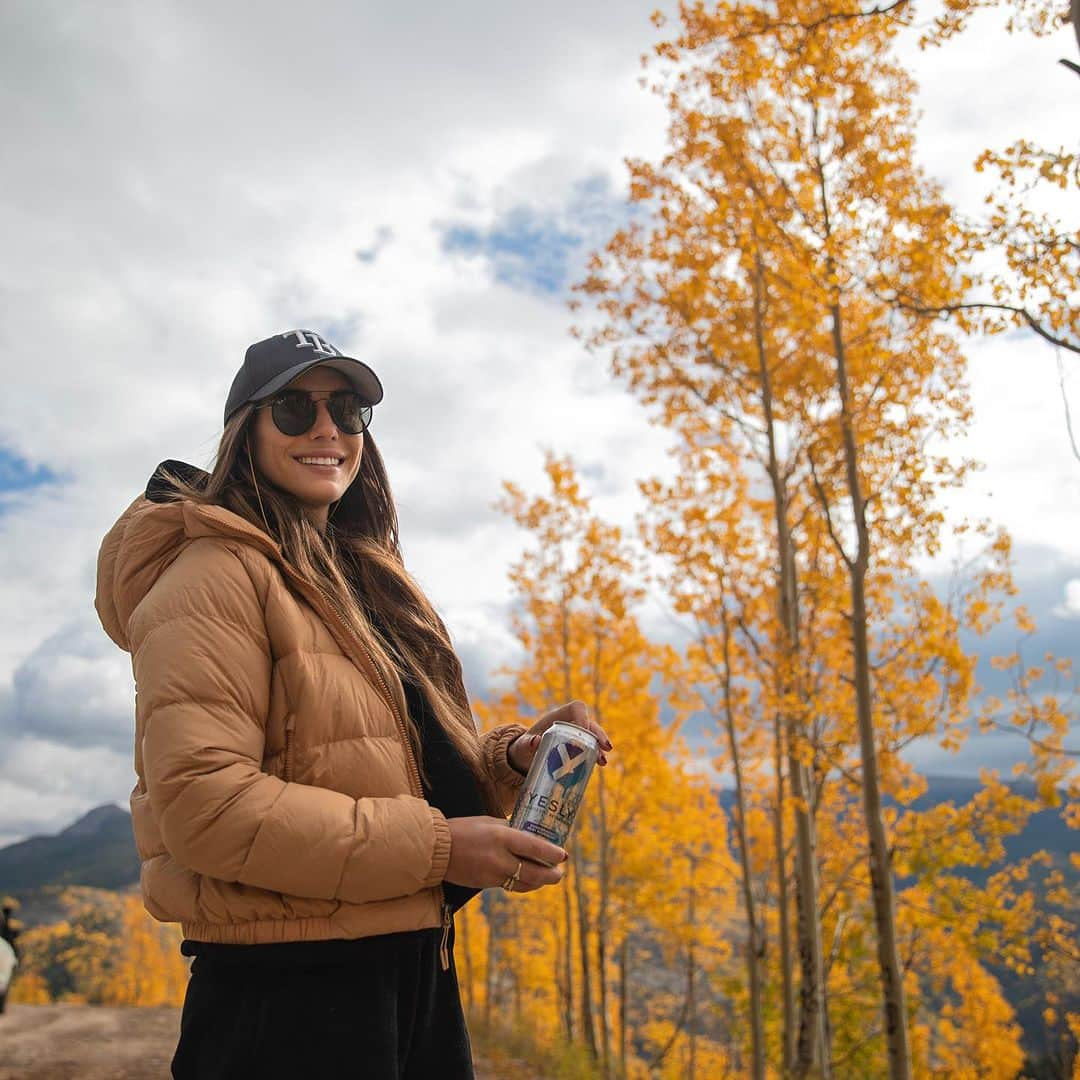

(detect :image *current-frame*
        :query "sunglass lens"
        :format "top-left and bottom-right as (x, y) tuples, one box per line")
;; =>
(271, 392), (316, 436)
(329, 393), (372, 434)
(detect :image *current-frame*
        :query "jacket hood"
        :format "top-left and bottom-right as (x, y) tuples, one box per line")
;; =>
(95, 460), (281, 653)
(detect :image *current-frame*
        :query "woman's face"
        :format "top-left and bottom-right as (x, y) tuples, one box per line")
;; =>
(251, 365), (364, 531)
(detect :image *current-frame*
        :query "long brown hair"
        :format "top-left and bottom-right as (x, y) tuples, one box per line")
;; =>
(158, 402), (496, 810)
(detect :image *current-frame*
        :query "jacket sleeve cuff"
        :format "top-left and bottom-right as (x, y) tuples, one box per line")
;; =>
(422, 807), (453, 889)
(483, 723), (529, 814)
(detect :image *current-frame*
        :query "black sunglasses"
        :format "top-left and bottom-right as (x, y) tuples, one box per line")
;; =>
(255, 389), (373, 437)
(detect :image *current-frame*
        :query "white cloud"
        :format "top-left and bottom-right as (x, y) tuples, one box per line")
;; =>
(10, 618), (134, 750)
(1054, 579), (1080, 619)
(0, 737), (133, 849)
(920, 332), (1080, 573)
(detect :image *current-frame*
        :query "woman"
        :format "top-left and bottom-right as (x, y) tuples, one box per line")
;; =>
(94, 329), (612, 1079)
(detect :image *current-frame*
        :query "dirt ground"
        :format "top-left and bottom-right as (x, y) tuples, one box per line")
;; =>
(0, 1004), (509, 1079)
(0, 1004), (178, 1079)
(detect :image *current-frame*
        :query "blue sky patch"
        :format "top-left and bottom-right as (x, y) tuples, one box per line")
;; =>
(0, 447), (61, 497)
(438, 173), (634, 298)
(355, 226), (394, 264)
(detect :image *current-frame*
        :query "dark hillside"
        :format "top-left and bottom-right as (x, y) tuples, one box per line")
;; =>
(0, 805), (139, 895)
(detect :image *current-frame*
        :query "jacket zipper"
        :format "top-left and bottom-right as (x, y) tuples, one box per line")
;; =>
(440, 900), (452, 972)
(283, 717), (296, 782)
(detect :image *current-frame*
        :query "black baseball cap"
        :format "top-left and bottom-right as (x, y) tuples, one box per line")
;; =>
(224, 329), (384, 427)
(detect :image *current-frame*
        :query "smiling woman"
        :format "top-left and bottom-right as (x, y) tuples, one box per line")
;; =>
(249, 367), (366, 533)
(93, 328), (611, 1080)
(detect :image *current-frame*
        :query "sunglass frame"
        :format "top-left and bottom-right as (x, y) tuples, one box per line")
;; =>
(255, 389), (373, 436)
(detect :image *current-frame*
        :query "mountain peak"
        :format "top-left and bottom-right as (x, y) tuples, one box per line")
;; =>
(59, 804), (129, 839)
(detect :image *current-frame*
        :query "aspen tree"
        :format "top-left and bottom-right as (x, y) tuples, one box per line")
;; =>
(640, 445), (773, 1077)
(574, 5), (993, 1073)
(487, 453), (732, 1071)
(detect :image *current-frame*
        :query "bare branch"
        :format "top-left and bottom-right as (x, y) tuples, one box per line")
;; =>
(893, 296), (1080, 356)
(726, 1), (912, 43)
(807, 448), (854, 570)
(1057, 349), (1080, 463)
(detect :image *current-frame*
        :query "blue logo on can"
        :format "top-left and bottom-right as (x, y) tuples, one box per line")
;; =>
(546, 741), (587, 783)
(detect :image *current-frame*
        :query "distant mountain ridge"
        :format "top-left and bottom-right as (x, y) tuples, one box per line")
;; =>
(0, 803), (139, 894)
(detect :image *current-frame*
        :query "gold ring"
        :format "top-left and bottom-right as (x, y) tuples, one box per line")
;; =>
(501, 860), (524, 892)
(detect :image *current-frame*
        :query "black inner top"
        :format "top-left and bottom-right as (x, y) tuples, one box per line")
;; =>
(400, 673), (484, 913)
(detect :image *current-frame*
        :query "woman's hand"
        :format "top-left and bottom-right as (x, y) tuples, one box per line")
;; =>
(507, 699), (613, 776)
(445, 817), (567, 892)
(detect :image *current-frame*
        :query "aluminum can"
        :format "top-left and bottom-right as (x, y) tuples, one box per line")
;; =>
(509, 721), (599, 851)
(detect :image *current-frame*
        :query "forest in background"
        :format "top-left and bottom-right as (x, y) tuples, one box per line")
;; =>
(6, 1), (1079, 1078)
(461, 1), (1078, 1075)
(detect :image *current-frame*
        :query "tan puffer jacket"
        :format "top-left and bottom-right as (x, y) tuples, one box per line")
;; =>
(95, 474), (525, 946)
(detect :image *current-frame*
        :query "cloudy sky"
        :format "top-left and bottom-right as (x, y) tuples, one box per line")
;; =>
(0, 1), (1076, 847)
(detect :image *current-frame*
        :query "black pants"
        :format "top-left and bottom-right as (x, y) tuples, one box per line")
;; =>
(171, 927), (474, 1080)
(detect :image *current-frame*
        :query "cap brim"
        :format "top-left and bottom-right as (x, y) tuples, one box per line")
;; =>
(248, 356), (384, 407)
